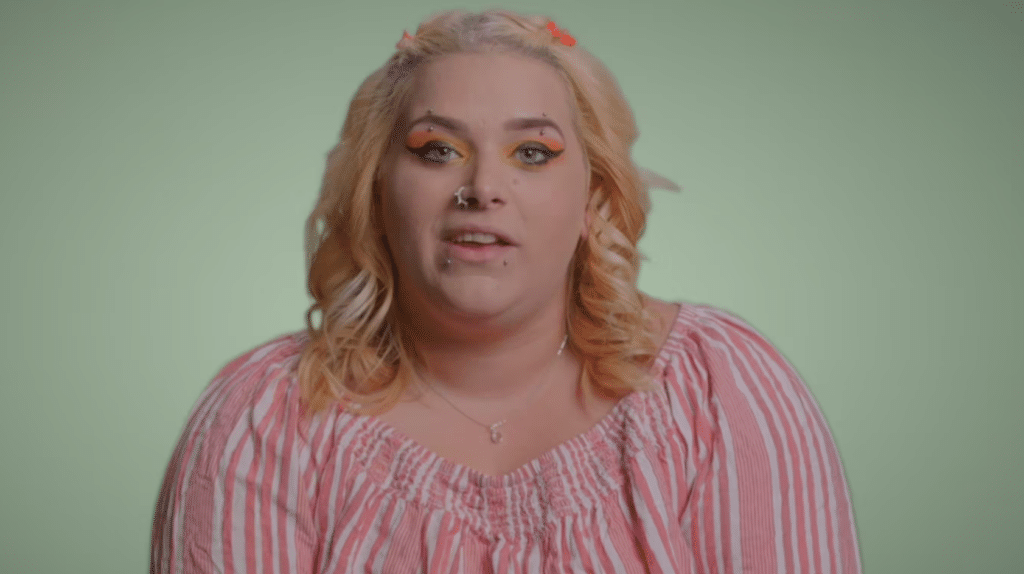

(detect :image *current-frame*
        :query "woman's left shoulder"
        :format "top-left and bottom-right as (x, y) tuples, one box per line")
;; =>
(641, 294), (682, 351)
(643, 298), (799, 384)
(645, 298), (775, 346)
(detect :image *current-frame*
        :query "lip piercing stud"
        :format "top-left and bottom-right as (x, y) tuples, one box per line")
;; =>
(426, 108), (433, 115)
(454, 186), (469, 208)
(427, 126), (434, 132)
(539, 129), (545, 136)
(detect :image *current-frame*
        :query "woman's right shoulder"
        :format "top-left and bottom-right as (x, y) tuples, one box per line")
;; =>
(154, 330), (333, 571)
(177, 330), (316, 443)
(210, 330), (309, 386)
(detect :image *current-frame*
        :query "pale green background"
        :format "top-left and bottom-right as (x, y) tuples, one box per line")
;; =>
(1, 0), (1021, 572)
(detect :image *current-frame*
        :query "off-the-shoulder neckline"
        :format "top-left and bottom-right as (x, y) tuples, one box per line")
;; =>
(351, 301), (687, 485)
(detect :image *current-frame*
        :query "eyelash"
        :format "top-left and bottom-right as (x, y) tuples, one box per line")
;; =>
(515, 144), (562, 166)
(410, 141), (461, 164)
(408, 141), (563, 166)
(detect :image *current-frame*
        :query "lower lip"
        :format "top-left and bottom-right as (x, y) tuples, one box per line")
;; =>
(444, 241), (515, 263)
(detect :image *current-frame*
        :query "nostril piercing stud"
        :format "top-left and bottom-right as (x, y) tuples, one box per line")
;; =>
(454, 186), (469, 209)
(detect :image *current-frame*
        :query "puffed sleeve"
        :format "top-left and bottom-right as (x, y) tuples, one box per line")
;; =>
(151, 336), (320, 574)
(680, 306), (862, 573)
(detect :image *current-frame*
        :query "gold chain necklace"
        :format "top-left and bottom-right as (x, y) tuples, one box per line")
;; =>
(421, 336), (568, 444)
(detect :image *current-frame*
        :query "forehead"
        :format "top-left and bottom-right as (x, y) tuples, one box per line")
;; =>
(406, 52), (576, 123)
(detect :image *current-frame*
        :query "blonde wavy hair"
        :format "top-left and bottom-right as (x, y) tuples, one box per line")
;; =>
(296, 9), (672, 420)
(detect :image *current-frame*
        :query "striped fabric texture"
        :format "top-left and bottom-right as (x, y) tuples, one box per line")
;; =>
(151, 302), (862, 573)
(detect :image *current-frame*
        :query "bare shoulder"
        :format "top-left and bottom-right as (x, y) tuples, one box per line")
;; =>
(641, 294), (681, 350)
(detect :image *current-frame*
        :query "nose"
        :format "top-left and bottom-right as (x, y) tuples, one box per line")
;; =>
(457, 151), (507, 210)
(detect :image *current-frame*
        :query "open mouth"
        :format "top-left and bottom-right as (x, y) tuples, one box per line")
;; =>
(443, 238), (514, 263)
(443, 230), (514, 247)
(446, 239), (512, 247)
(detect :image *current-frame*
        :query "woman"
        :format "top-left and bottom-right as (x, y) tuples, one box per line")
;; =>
(152, 9), (861, 573)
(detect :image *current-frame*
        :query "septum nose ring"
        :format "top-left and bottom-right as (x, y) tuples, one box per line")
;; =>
(454, 186), (470, 209)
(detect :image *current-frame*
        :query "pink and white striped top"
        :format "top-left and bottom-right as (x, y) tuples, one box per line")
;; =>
(152, 302), (862, 573)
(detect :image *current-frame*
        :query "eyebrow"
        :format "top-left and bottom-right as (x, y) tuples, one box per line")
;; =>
(407, 114), (565, 139)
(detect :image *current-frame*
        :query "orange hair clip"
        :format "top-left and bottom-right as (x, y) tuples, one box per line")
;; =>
(545, 21), (576, 46)
(396, 30), (414, 49)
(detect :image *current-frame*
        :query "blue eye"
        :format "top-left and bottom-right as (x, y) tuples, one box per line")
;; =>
(515, 143), (563, 166)
(408, 141), (462, 164)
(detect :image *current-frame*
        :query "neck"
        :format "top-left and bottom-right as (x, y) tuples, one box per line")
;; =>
(400, 303), (573, 402)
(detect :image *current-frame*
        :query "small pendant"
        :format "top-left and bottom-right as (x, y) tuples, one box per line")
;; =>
(489, 422), (505, 444)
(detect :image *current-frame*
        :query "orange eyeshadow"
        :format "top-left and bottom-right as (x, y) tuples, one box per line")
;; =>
(532, 136), (565, 153)
(502, 137), (567, 156)
(501, 136), (567, 168)
(404, 130), (469, 158)
(405, 130), (439, 149)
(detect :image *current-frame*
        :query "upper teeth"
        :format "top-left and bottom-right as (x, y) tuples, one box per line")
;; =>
(454, 233), (501, 244)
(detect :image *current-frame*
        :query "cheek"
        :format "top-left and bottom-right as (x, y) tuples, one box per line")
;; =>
(535, 188), (589, 248)
(381, 175), (441, 257)
(380, 183), (417, 247)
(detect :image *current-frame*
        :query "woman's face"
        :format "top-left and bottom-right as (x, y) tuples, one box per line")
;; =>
(379, 52), (591, 325)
